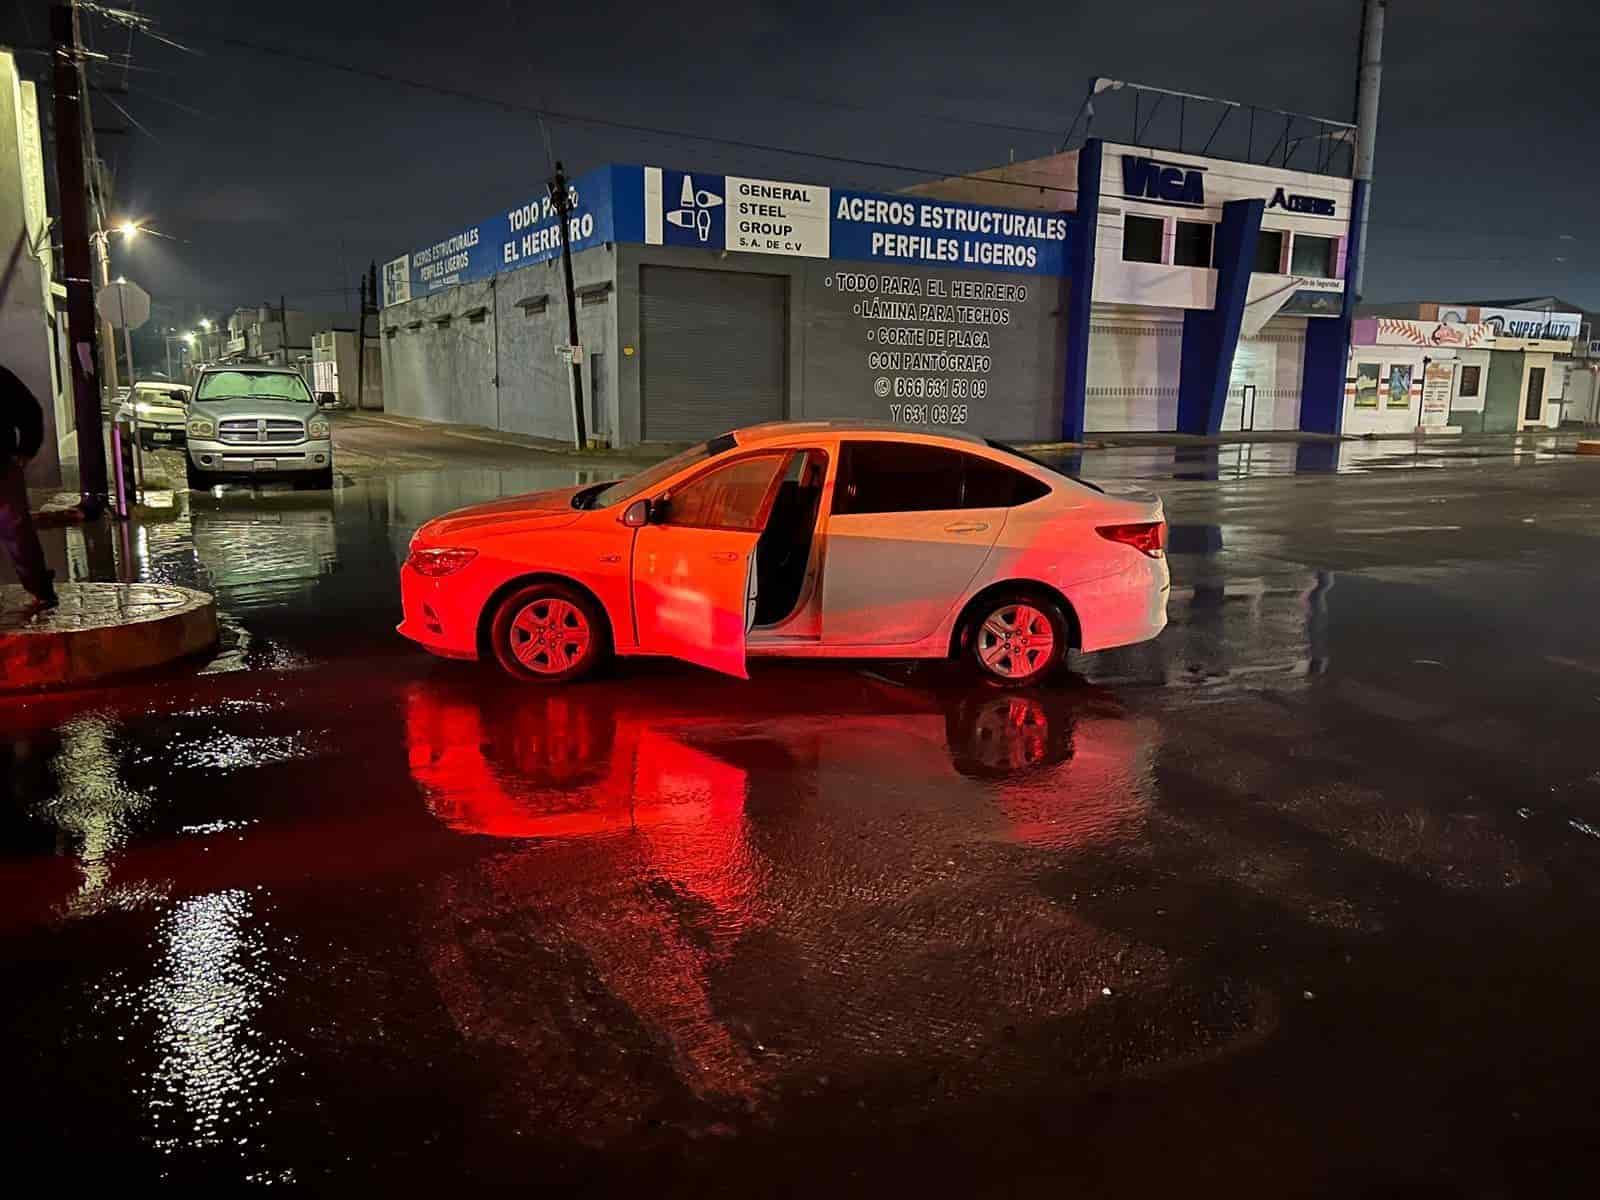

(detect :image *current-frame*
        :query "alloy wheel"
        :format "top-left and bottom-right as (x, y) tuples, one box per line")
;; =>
(509, 597), (592, 675)
(975, 603), (1055, 680)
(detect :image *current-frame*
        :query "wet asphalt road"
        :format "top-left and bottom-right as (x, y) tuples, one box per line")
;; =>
(5, 420), (1600, 1192)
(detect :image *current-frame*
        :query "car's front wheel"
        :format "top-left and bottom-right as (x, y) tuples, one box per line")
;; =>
(489, 582), (610, 684)
(965, 592), (1069, 687)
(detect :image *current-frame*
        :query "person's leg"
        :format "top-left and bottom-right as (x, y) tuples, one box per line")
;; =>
(0, 462), (56, 605)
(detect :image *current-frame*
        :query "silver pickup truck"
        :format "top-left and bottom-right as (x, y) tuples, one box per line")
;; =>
(184, 366), (334, 490)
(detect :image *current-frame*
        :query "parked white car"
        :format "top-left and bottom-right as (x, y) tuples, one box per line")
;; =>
(184, 366), (334, 490)
(116, 381), (192, 449)
(400, 421), (1170, 686)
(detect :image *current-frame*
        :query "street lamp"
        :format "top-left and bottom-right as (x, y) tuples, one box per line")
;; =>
(94, 220), (153, 397)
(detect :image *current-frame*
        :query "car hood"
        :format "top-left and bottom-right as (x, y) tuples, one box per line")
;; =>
(419, 485), (588, 542)
(191, 397), (318, 422)
(120, 401), (187, 422)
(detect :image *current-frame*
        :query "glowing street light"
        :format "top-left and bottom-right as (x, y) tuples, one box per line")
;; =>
(116, 221), (140, 239)
(199, 318), (213, 332)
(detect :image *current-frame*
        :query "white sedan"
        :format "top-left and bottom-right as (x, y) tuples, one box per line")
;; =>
(400, 421), (1170, 686)
(116, 381), (193, 449)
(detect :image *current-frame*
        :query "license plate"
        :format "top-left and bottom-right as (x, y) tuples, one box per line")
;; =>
(253, 459), (276, 472)
(152, 431), (172, 443)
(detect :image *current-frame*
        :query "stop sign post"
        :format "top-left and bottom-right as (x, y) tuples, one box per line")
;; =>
(96, 280), (153, 498)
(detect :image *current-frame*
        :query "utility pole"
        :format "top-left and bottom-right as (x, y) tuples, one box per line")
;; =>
(1350, 0), (1385, 302)
(354, 262), (371, 411)
(280, 294), (289, 366)
(50, 0), (109, 514)
(548, 162), (587, 449)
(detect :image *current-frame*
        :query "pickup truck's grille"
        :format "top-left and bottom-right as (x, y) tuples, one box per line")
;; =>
(218, 418), (304, 445)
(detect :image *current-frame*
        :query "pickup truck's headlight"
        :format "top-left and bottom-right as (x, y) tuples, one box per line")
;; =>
(307, 417), (330, 439)
(187, 416), (215, 438)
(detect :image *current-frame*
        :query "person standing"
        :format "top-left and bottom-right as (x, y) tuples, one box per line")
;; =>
(0, 362), (58, 608)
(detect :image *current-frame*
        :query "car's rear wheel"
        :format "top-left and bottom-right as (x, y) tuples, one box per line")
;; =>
(965, 592), (1069, 687)
(489, 582), (610, 684)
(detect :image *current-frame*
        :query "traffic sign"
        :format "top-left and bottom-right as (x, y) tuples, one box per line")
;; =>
(96, 280), (151, 330)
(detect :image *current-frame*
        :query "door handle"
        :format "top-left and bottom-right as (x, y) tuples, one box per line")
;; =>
(709, 551), (740, 562)
(943, 521), (990, 533)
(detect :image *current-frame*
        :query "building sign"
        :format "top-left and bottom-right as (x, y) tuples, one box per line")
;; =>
(1280, 289), (1345, 317)
(381, 255), (411, 307)
(1436, 305), (1581, 340)
(1387, 363), (1414, 409)
(1120, 155), (1204, 206)
(645, 169), (1068, 275)
(805, 263), (1054, 436)
(1359, 317), (1491, 348)
(386, 163), (1072, 308)
(1268, 187), (1336, 216)
(1353, 362), (1380, 408)
(727, 176), (830, 257)
(387, 165), (622, 304)
(1421, 361), (1453, 425)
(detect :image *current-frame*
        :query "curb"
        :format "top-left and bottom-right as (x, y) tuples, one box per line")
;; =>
(0, 583), (218, 693)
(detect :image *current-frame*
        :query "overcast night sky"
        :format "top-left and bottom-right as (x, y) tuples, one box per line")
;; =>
(3, 0), (1595, 322)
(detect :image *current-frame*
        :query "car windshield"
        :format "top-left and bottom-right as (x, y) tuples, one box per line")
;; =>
(195, 371), (314, 404)
(578, 434), (735, 508)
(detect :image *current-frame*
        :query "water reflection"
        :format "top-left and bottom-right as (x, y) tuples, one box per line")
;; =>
(133, 888), (286, 1156)
(406, 675), (1162, 1136)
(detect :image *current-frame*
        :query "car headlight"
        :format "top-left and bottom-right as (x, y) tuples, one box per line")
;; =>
(188, 416), (216, 438)
(307, 417), (330, 439)
(407, 547), (478, 577)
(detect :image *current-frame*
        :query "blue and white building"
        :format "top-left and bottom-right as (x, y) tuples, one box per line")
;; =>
(380, 132), (1358, 445)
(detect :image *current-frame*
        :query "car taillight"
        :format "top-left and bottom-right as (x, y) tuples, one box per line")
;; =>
(1096, 521), (1166, 557)
(408, 547), (478, 576)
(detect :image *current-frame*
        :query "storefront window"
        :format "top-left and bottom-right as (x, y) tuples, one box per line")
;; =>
(1173, 221), (1213, 268)
(1458, 365), (1482, 398)
(1387, 364), (1414, 409)
(1290, 233), (1338, 279)
(1122, 215), (1164, 264)
(1354, 363), (1380, 408)
(1254, 230), (1284, 274)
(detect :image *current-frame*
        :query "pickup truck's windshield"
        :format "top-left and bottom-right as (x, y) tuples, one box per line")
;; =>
(195, 371), (314, 404)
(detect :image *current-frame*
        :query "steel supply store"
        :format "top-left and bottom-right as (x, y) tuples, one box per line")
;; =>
(379, 138), (1359, 446)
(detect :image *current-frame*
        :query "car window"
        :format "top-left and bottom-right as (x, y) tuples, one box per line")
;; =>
(961, 454), (1050, 508)
(195, 371), (313, 403)
(661, 453), (786, 531)
(835, 442), (964, 515)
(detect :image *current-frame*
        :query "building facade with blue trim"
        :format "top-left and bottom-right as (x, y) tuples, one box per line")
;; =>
(379, 140), (1356, 446)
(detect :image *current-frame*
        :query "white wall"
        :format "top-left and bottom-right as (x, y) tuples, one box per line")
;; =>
(1095, 143), (1352, 312)
(1344, 345), (1430, 436)
(0, 52), (61, 487)
(1224, 319), (1307, 431)
(1084, 310), (1183, 431)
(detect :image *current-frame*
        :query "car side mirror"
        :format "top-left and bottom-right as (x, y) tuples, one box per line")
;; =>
(621, 498), (650, 528)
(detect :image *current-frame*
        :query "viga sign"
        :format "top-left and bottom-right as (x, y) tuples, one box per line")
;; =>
(1120, 156), (1204, 206)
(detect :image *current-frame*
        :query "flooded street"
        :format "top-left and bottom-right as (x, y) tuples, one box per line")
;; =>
(5, 420), (1600, 1191)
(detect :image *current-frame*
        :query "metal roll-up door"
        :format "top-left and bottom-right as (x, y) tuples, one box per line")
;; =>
(1225, 321), (1306, 431)
(640, 266), (788, 441)
(1085, 320), (1182, 432)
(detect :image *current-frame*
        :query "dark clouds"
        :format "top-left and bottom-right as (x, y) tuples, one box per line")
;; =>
(4, 0), (1594, 319)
